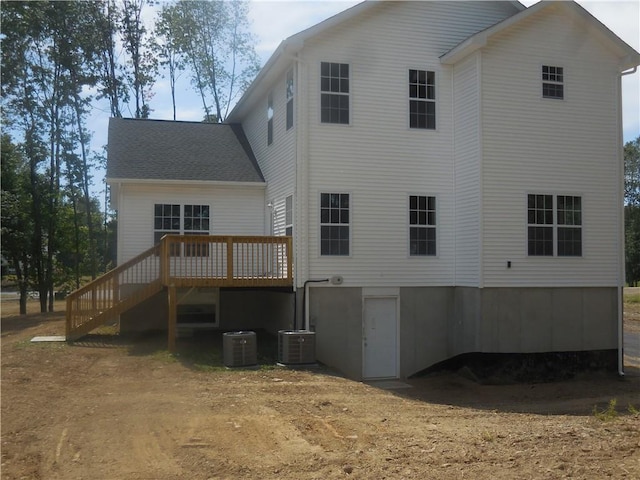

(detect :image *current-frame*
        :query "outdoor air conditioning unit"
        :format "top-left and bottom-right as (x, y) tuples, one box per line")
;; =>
(278, 330), (316, 365)
(223, 331), (257, 367)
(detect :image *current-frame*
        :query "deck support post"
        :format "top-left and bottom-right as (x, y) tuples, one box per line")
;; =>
(168, 284), (177, 353)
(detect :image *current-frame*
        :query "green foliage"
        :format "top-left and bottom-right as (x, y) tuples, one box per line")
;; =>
(593, 398), (618, 421)
(625, 136), (640, 206)
(625, 136), (640, 286)
(158, 0), (260, 122)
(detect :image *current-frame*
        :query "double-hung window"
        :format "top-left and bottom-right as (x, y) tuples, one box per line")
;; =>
(320, 62), (349, 124)
(184, 205), (210, 256)
(527, 194), (581, 256)
(286, 69), (294, 130)
(542, 65), (564, 99)
(320, 193), (349, 255)
(154, 204), (181, 255)
(285, 195), (293, 237)
(267, 92), (274, 145)
(409, 69), (436, 129)
(154, 204), (210, 256)
(409, 195), (436, 256)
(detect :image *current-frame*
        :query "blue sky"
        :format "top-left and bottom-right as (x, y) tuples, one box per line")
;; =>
(90, 0), (640, 196)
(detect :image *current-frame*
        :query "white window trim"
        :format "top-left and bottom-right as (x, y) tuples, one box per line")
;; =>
(318, 190), (352, 257)
(407, 193), (438, 258)
(407, 66), (439, 132)
(286, 68), (294, 131)
(319, 61), (351, 126)
(284, 194), (293, 237)
(267, 91), (274, 145)
(541, 63), (565, 101)
(153, 203), (211, 239)
(525, 192), (583, 258)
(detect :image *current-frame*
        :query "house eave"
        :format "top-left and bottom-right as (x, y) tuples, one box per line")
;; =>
(440, 0), (640, 68)
(227, 0), (381, 122)
(106, 177), (267, 188)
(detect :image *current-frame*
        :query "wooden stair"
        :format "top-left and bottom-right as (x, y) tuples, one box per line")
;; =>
(66, 244), (162, 341)
(65, 235), (294, 341)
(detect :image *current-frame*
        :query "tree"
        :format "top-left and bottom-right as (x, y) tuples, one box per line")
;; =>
(625, 136), (640, 206)
(1, 135), (36, 314)
(120, 0), (157, 118)
(155, 4), (185, 120)
(164, 0), (260, 122)
(625, 135), (640, 286)
(1, 1), (107, 310)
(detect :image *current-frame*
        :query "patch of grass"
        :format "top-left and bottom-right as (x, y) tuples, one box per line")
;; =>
(628, 404), (639, 416)
(593, 398), (619, 421)
(175, 348), (226, 372)
(481, 431), (495, 442)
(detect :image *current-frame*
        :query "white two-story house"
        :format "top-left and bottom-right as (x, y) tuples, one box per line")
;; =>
(83, 0), (640, 380)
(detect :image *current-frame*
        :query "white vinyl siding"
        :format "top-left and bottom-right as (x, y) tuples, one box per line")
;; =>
(452, 52), (482, 286)
(479, 8), (620, 286)
(117, 183), (264, 264)
(301, 1), (519, 286)
(239, 65), (297, 247)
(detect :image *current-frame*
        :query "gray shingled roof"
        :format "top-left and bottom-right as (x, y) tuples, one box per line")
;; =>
(106, 118), (264, 183)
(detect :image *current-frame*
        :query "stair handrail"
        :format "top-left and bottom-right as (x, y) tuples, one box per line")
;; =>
(66, 243), (161, 338)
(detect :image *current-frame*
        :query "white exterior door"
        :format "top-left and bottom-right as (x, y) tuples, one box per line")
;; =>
(363, 297), (398, 379)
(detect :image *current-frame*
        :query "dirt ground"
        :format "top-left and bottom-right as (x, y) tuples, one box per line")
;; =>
(2, 296), (639, 480)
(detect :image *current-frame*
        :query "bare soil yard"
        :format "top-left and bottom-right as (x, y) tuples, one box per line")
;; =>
(2, 297), (639, 479)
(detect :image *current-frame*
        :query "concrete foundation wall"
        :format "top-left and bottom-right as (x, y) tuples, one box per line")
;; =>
(478, 287), (618, 353)
(308, 287), (363, 380)
(306, 285), (618, 380)
(399, 287), (453, 378)
(120, 287), (295, 335)
(219, 290), (294, 334)
(122, 283), (618, 380)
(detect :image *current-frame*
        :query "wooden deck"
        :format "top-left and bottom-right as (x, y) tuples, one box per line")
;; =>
(66, 235), (293, 344)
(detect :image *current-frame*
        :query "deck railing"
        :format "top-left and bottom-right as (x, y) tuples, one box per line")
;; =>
(160, 235), (293, 287)
(66, 244), (163, 340)
(66, 235), (293, 339)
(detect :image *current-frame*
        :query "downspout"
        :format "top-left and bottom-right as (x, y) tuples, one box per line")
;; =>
(616, 66), (636, 376)
(302, 279), (329, 330)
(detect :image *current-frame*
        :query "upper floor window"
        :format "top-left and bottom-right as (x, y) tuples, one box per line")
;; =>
(409, 195), (436, 256)
(267, 92), (274, 145)
(527, 194), (581, 256)
(320, 62), (349, 124)
(320, 193), (349, 255)
(409, 69), (436, 129)
(542, 65), (563, 99)
(286, 69), (294, 130)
